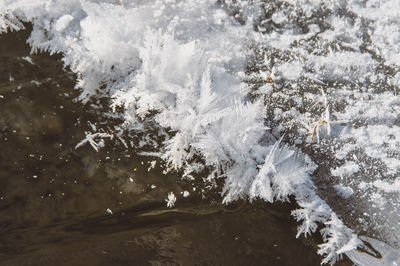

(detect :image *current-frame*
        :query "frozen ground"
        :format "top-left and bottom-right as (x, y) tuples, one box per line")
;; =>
(1, 0), (400, 264)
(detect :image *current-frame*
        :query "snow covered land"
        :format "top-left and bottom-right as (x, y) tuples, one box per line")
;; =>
(1, 0), (400, 264)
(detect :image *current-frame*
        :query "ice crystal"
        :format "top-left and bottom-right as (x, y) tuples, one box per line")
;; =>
(2, 0), (400, 264)
(165, 192), (176, 208)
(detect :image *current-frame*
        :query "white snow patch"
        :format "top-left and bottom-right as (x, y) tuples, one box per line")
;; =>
(54, 14), (74, 32)
(333, 185), (354, 199)
(373, 179), (400, 194)
(331, 161), (360, 177)
(276, 61), (303, 81)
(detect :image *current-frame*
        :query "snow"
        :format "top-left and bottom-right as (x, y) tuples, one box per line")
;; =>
(2, 0), (400, 264)
(276, 61), (303, 81)
(331, 162), (360, 177)
(374, 179), (400, 194)
(54, 14), (73, 32)
(333, 185), (354, 199)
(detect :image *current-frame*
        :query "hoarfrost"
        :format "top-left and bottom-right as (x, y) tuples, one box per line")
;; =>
(2, 0), (400, 264)
(165, 192), (176, 208)
(75, 132), (113, 152)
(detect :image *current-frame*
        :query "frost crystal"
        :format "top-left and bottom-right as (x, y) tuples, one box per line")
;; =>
(165, 192), (176, 208)
(2, 0), (400, 264)
(75, 132), (113, 152)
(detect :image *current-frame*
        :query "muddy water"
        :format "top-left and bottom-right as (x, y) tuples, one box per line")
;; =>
(0, 28), (352, 265)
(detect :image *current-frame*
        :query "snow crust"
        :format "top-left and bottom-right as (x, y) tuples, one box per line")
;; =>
(1, 0), (400, 264)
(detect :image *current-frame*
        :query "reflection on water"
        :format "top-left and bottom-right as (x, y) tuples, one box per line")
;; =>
(0, 27), (352, 265)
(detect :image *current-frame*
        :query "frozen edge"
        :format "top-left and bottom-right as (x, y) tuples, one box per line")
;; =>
(0, 3), (364, 264)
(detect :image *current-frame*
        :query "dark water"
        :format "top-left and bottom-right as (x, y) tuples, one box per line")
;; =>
(0, 27), (352, 265)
